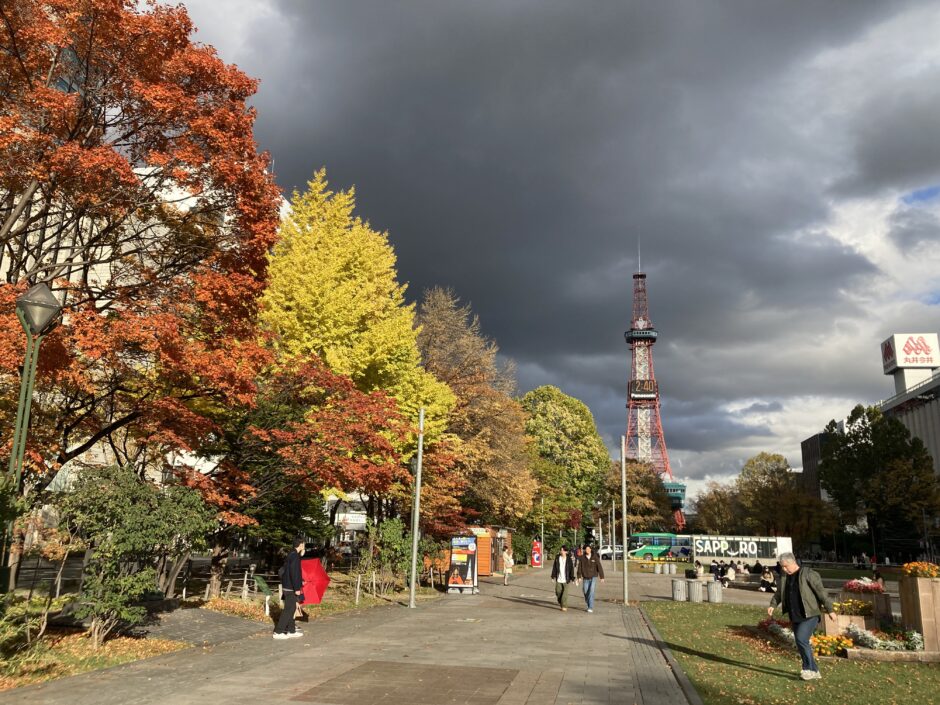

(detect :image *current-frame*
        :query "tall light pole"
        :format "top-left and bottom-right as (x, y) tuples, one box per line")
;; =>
(408, 407), (425, 609)
(621, 435), (629, 606)
(610, 498), (616, 574)
(540, 496), (544, 568)
(2, 283), (63, 592)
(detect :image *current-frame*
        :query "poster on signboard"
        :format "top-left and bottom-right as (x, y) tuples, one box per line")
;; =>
(448, 536), (478, 593)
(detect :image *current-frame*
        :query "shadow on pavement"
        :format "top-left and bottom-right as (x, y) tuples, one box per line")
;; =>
(492, 595), (563, 611)
(604, 634), (799, 680)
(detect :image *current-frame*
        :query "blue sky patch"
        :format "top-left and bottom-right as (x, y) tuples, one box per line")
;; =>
(926, 291), (940, 305)
(902, 185), (940, 205)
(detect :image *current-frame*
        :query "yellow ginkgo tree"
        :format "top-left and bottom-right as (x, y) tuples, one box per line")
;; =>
(260, 169), (455, 444)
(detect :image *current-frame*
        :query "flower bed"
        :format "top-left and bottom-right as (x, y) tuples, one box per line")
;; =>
(844, 623), (923, 652)
(810, 634), (853, 657)
(842, 578), (884, 594)
(902, 562), (940, 578)
(834, 599), (873, 616)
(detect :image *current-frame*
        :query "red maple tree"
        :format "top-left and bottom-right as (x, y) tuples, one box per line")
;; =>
(0, 0), (281, 490)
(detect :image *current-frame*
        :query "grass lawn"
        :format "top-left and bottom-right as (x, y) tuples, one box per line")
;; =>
(643, 601), (940, 705)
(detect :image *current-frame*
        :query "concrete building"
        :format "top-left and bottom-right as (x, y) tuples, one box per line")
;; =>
(798, 433), (831, 499)
(879, 333), (940, 476)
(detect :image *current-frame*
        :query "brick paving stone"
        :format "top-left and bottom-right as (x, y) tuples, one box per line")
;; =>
(0, 571), (701, 705)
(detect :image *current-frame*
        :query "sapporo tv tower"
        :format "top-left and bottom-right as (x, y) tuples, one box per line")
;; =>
(624, 262), (687, 529)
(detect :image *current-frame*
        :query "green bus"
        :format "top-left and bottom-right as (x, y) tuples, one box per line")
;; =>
(627, 532), (691, 560)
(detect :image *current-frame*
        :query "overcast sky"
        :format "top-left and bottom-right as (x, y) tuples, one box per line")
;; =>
(182, 1), (940, 497)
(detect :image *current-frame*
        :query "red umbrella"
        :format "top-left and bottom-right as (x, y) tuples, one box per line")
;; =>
(299, 558), (330, 605)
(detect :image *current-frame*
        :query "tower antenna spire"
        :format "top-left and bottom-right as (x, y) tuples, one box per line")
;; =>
(637, 239), (641, 273)
(624, 265), (686, 529)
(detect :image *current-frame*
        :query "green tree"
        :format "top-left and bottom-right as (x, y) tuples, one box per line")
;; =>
(735, 452), (796, 535)
(689, 481), (742, 535)
(58, 467), (212, 648)
(260, 170), (454, 441)
(520, 385), (610, 508)
(821, 405), (940, 557)
(602, 461), (671, 533)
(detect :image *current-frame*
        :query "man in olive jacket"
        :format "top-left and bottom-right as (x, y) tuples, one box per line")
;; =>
(767, 552), (836, 681)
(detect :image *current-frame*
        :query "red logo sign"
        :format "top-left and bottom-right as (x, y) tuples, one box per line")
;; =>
(882, 340), (895, 363)
(902, 336), (933, 356)
(531, 539), (542, 568)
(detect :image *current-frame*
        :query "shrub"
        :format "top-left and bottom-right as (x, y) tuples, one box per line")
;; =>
(844, 623), (924, 651)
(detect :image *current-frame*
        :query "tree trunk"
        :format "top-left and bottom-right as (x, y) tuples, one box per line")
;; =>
(208, 537), (229, 598)
(163, 552), (190, 598)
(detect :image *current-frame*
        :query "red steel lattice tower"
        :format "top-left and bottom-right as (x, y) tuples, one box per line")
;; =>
(625, 269), (686, 529)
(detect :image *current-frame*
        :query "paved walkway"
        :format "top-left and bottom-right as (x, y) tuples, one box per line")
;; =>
(2, 569), (695, 705)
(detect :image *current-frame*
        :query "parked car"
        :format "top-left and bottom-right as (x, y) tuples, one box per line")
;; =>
(598, 545), (624, 560)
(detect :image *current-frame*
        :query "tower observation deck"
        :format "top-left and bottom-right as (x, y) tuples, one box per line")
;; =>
(625, 271), (686, 529)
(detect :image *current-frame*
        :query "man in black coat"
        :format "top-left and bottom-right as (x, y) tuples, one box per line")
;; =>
(274, 536), (305, 639)
(550, 545), (577, 611)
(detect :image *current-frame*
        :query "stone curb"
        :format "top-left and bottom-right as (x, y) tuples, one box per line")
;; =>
(638, 606), (705, 705)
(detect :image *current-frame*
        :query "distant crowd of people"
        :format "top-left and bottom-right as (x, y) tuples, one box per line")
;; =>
(691, 558), (778, 591)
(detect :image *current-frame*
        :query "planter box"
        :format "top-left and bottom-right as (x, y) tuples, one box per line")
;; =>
(823, 614), (879, 637)
(899, 576), (940, 652)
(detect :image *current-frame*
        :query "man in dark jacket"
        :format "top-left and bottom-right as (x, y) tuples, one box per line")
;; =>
(576, 544), (605, 613)
(767, 552), (836, 680)
(550, 545), (577, 611)
(274, 536), (306, 639)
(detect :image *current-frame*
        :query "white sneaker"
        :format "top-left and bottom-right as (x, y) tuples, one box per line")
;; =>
(799, 670), (814, 681)
(587, 609), (593, 613)
(273, 633), (290, 640)
(287, 631), (303, 638)
(810, 670), (821, 680)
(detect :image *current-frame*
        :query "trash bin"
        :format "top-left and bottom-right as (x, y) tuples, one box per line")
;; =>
(706, 580), (723, 603)
(672, 579), (688, 602)
(654, 563), (662, 575)
(688, 579), (703, 603)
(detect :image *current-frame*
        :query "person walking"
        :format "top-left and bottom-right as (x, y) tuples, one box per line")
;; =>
(576, 544), (605, 613)
(767, 552), (836, 680)
(502, 545), (514, 586)
(551, 545), (576, 611)
(274, 536), (306, 640)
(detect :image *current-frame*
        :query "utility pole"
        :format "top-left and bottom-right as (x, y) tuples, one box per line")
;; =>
(621, 436), (629, 606)
(408, 408), (425, 609)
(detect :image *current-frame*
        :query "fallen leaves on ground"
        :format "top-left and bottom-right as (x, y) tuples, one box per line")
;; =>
(0, 630), (187, 691)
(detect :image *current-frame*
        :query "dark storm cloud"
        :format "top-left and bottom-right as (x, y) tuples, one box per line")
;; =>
(184, 1), (938, 480)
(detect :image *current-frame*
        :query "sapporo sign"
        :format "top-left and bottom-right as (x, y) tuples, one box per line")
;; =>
(693, 536), (789, 560)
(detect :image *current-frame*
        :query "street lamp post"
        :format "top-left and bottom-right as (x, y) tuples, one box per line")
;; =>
(621, 436), (629, 606)
(408, 408), (425, 609)
(540, 496), (544, 568)
(2, 283), (63, 592)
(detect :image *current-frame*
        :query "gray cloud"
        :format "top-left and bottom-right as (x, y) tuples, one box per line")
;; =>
(183, 0), (940, 491)
(888, 205), (940, 253)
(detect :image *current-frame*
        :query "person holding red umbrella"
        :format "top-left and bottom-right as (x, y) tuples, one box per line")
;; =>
(274, 537), (306, 640)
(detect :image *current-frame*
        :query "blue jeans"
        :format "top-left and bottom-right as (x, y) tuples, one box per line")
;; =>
(792, 617), (819, 672)
(582, 577), (597, 610)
